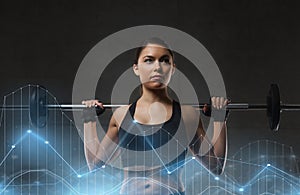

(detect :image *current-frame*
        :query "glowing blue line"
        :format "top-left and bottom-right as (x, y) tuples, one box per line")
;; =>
(0, 148), (14, 167)
(189, 159), (239, 189)
(78, 166), (120, 182)
(133, 124), (184, 172)
(224, 158), (266, 168)
(116, 122), (173, 172)
(159, 127), (187, 149)
(104, 144), (120, 166)
(0, 128), (122, 183)
(192, 155), (223, 174)
(144, 136), (170, 172)
(0, 124), (300, 194)
(200, 186), (238, 195)
(65, 163), (122, 183)
(167, 157), (194, 174)
(242, 166), (268, 188)
(104, 176), (178, 195)
(270, 165), (300, 180)
(13, 132), (29, 146)
(0, 133), (29, 167)
(29, 131), (47, 142)
(21, 131), (81, 176)
(190, 160), (300, 194)
(257, 174), (300, 189)
(267, 168), (300, 187)
(0, 169), (87, 195)
(191, 155), (262, 192)
(0, 130), (80, 177)
(46, 144), (79, 175)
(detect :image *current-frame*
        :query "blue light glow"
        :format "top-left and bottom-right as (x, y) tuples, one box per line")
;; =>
(1, 84), (300, 194)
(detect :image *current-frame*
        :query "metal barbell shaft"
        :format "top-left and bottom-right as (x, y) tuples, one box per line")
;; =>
(2, 103), (300, 111)
(48, 103), (269, 110)
(280, 104), (300, 111)
(0, 83), (292, 131)
(52, 103), (300, 111)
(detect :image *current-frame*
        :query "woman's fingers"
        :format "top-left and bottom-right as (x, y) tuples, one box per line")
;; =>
(95, 101), (104, 109)
(224, 98), (231, 107)
(211, 96), (229, 109)
(82, 100), (103, 108)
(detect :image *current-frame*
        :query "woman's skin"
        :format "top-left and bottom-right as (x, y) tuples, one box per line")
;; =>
(82, 44), (228, 195)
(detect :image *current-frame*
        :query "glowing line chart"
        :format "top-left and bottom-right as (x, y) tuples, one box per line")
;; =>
(0, 85), (299, 194)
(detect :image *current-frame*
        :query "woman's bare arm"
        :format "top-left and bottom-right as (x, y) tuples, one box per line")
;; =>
(84, 115), (119, 170)
(182, 103), (228, 175)
(83, 100), (128, 171)
(189, 118), (227, 174)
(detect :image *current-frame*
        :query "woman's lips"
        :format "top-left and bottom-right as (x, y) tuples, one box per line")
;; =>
(150, 75), (163, 81)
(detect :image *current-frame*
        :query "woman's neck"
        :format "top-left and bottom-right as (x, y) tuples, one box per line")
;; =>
(139, 86), (172, 104)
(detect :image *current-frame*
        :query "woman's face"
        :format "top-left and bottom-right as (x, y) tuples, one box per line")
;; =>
(133, 44), (175, 89)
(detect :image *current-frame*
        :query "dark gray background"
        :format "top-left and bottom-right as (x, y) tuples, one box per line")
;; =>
(0, 0), (299, 157)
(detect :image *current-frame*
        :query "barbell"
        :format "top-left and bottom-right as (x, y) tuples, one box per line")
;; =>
(0, 84), (298, 131)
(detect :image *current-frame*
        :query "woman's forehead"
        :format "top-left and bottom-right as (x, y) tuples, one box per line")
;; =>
(139, 44), (171, 57)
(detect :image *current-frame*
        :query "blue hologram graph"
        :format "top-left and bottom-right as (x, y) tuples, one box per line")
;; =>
(0, 85), (300, 194)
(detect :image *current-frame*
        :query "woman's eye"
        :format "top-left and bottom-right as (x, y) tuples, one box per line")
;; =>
(144, 59), (153, 63)
(160, 58), (170, 64)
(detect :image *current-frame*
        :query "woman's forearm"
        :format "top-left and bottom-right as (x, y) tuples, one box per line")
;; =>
(212, 121), (227, 158)
(193, 121), (227, 175)
(84, 122), (102, 170)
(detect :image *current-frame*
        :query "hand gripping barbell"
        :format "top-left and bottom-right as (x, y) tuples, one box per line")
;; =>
(0, 84), (297, 131)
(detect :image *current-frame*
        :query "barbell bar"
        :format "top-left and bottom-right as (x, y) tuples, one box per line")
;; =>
(1, 84), (298, 131)
(0, 103), (282, 111)
(3, 103), (298, 111)
(35, 104), (300, 110)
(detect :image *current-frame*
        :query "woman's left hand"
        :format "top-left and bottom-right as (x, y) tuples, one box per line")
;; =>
(211, 97), (230, 110)
(211, 97), (230, 122)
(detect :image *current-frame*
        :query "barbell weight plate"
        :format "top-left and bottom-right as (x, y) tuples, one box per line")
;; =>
(267, 84), (281, 131)
(30, 86), (48, 128)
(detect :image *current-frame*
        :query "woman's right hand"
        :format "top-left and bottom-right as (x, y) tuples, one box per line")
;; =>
(81, 99), (104, 109)
(81, 100), (105, 123)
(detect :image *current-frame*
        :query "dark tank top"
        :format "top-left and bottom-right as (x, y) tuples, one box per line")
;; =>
(118, 100), (187, 169)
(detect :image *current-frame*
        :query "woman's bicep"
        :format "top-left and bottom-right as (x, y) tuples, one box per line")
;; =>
(98, 106), (129, 162)
(188, 116), (225, 174)
(99, 116), (119, 151)
(189, 117), (206, 154)
(181, 105), (205, 155)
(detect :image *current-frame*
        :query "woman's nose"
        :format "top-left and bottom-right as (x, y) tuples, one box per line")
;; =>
(153, 61), (162, 70)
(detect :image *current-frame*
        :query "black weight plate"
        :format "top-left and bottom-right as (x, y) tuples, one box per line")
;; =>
(267, 84), (280, 131)
(30, 86), (48, 128)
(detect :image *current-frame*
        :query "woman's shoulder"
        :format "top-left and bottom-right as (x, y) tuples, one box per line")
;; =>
(111, 104), (131, 128)
(180, 104), (197, 113)
(180, 104), (200, 123)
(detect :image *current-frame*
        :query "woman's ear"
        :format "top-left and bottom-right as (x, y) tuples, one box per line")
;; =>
(133, 64), (139, 76)
(171, 63), (176, 75)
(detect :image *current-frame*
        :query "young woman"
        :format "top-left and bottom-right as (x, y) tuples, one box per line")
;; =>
(82, 38), (228, 195)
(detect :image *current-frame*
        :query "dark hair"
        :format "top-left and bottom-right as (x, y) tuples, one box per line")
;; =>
(134, 37), (175, 64)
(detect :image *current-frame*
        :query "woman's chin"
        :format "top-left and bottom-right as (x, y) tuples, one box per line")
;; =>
(144, 81), (167, 89)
